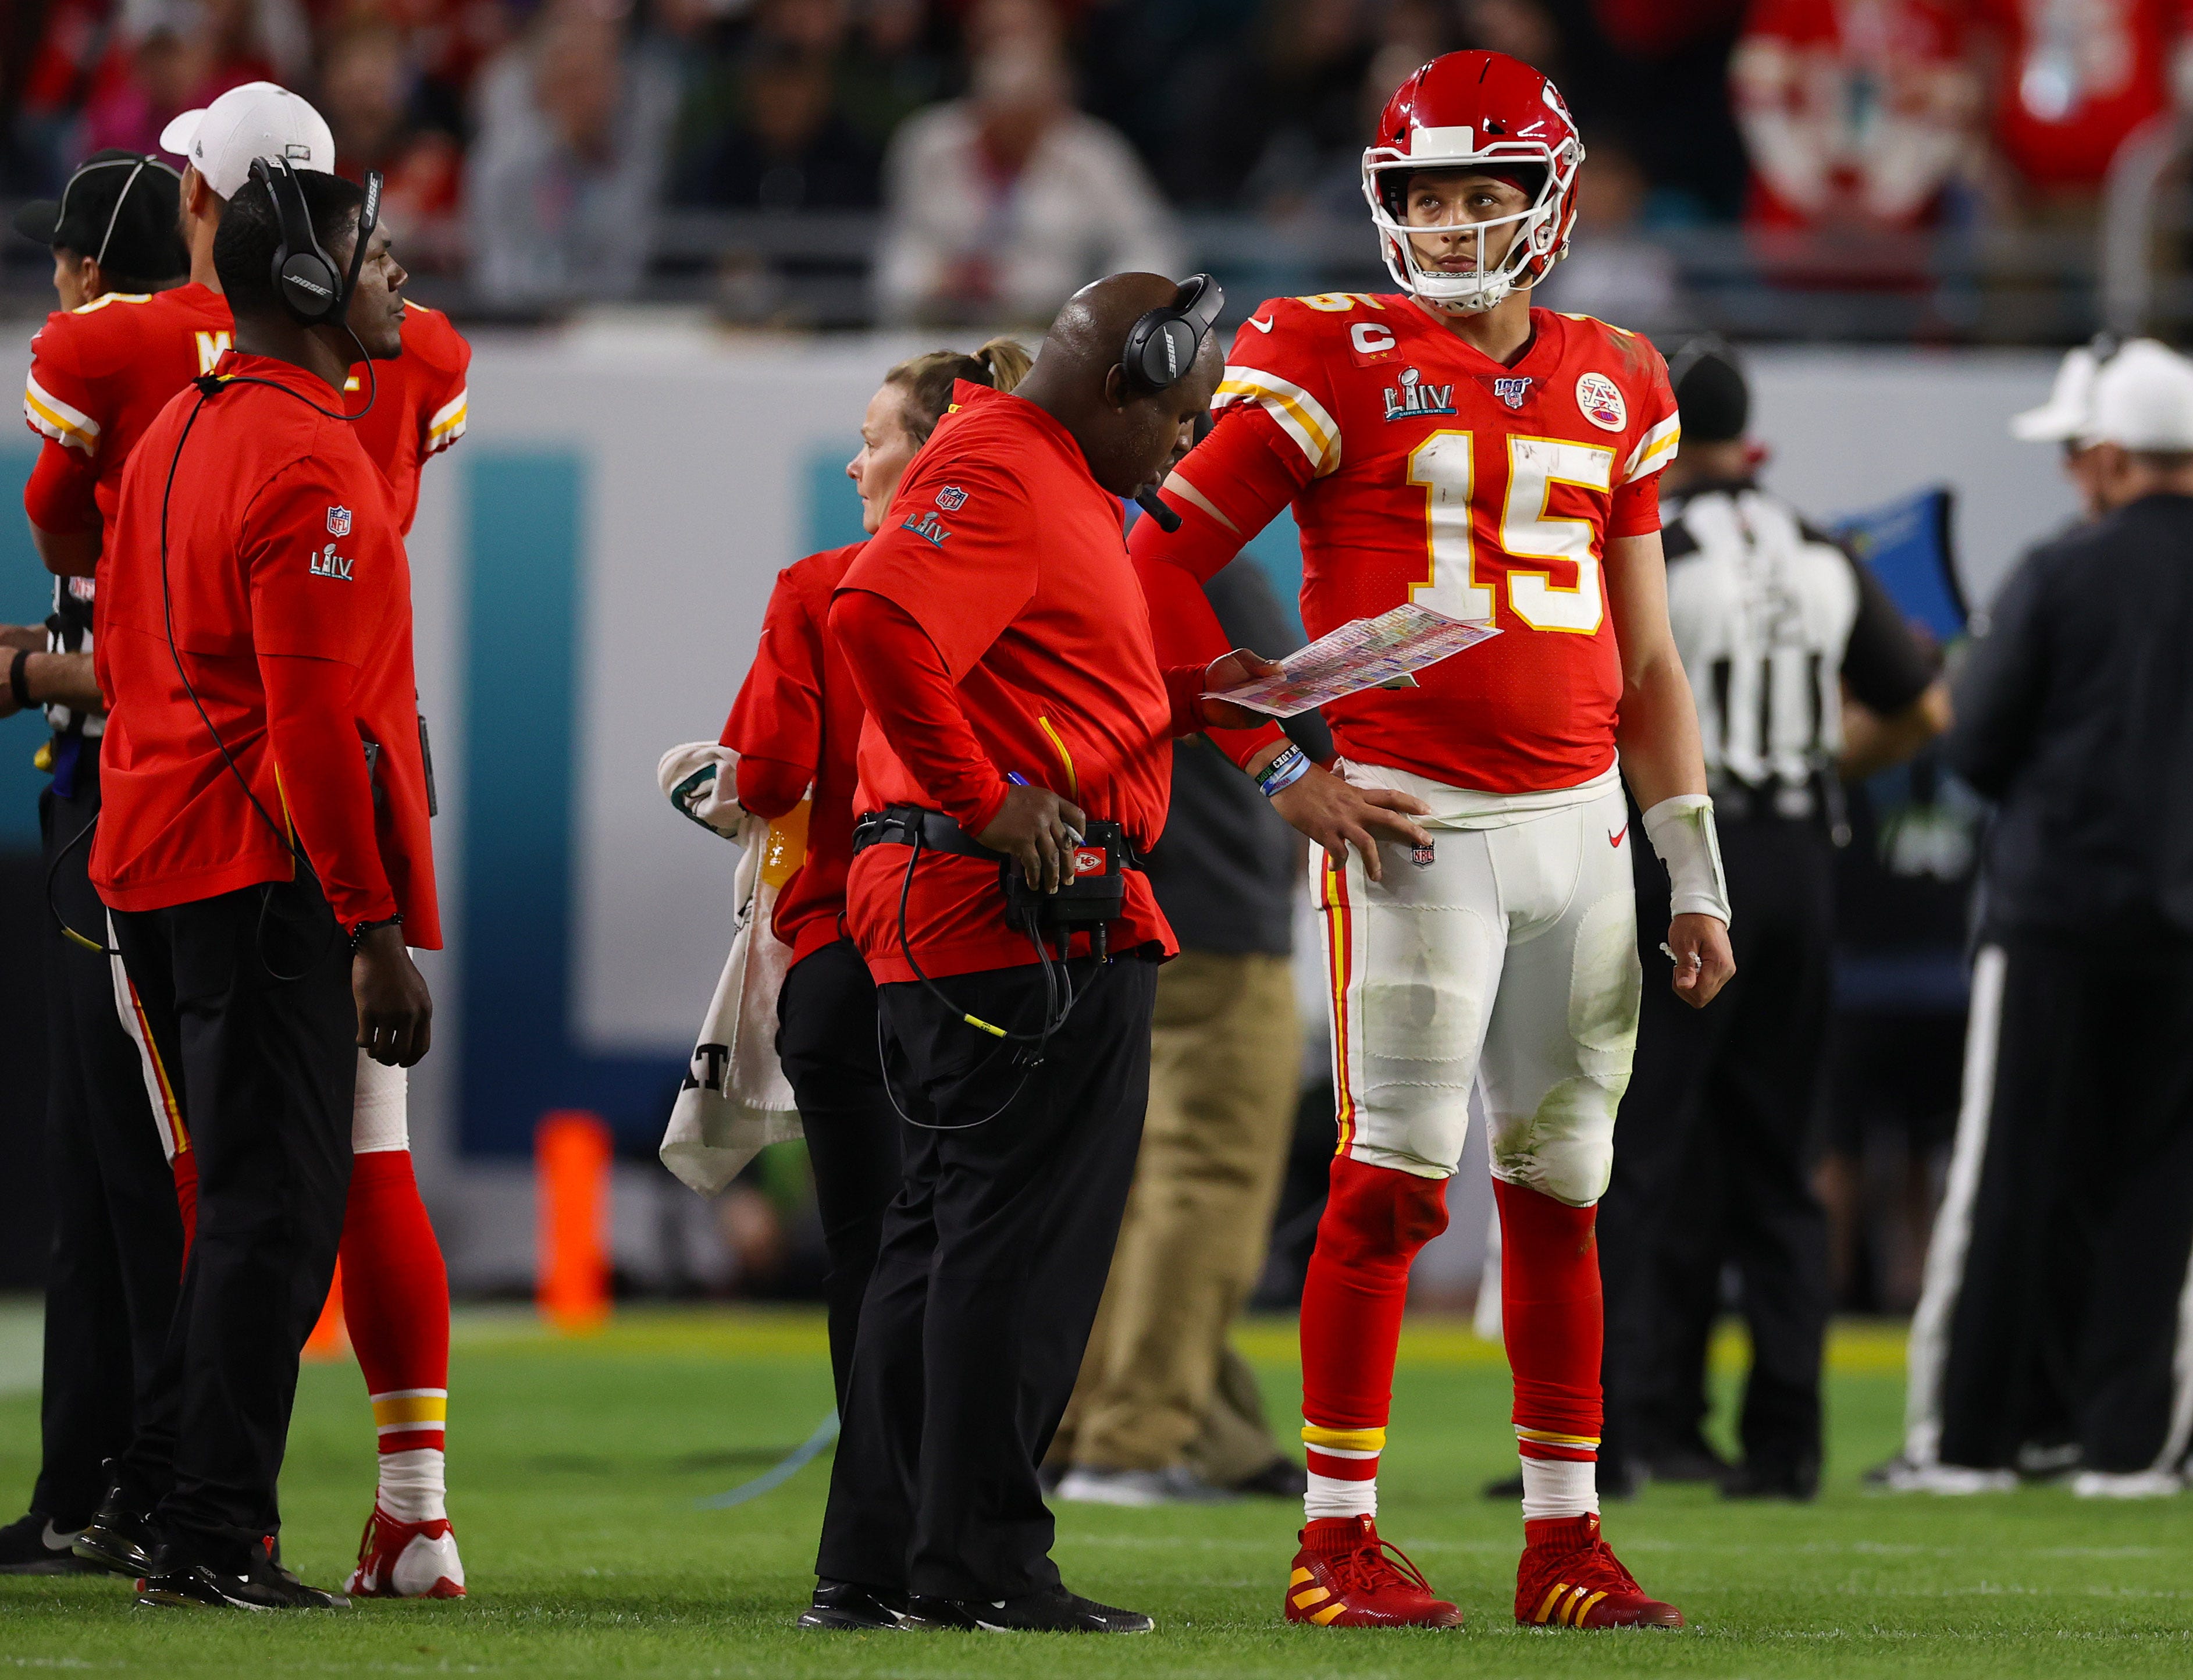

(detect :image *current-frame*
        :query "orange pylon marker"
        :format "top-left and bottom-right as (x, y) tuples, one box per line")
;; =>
(537, 1110), (613, 1333)
(303, 1258), (350, 1361)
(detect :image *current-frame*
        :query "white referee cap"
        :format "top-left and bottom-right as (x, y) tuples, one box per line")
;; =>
(2091, 339), (2193, 451)
(2010, 345), (2101, 443)
(159, 81), (335, 202)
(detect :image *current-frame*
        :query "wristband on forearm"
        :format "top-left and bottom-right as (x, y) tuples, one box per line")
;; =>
(1640, 794), (1732, 926)
(1256, 743), (1310, 798)
(348, 913), (403, 954)
(8, 649), (31, 711)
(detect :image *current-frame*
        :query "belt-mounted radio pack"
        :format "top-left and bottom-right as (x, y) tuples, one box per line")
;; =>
(1001, 818), (1128, 943)
(851, 802), (1141, 1129)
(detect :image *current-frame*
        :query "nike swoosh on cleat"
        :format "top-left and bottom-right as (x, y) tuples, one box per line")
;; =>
(41, 1522), (83, 1551)
(1608, 825), (1627, 848)
(1244, 316), (1274, 333)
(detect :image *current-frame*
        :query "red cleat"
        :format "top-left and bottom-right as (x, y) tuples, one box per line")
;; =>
(346, 1505), (466, 1600)
(1515, 1512), (1682, 1629)
(1284, 1514), (1464, 1628)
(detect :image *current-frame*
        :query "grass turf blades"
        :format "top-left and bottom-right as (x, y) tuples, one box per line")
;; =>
(2, 1307), (2191, 1676)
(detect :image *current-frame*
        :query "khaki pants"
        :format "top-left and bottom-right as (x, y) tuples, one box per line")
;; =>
(1055, 949), (1301, 1482)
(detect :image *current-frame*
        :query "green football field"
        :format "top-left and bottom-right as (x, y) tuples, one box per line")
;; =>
(2, 1306), (2190, 1677)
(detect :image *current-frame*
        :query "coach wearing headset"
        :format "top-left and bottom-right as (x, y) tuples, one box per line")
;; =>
(84, 162), (430, 1610)
(804, 273), (1416, 1634)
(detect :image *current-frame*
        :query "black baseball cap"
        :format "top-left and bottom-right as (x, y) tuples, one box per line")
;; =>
(1667, 335), (1749, 445)
(12, 150), (188, 279)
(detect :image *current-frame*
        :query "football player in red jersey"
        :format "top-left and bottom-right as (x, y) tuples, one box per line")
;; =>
(1131, 52), (1735, 1631)
(18, 83), (470, 1600)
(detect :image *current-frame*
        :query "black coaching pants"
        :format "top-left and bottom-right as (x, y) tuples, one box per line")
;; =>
(1921, 934), (2193, 1475)
(775, 936), (902, 1412)
(110, 877), (356, 1569)
(816, 952), (1157, 1601)
(31, 768), (186, 1526)
(1599, 812), (1835, 1481)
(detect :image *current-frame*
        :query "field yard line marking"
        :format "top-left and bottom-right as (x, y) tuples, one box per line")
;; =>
(697, 1411), (839, 1509)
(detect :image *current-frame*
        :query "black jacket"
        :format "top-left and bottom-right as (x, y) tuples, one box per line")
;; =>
(1946, 492), (2193, 944)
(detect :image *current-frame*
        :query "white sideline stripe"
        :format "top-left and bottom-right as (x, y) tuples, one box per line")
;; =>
(1902, 944), (2005, 1468)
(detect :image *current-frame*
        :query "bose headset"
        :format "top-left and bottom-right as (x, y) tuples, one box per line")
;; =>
(48, 158), (387, 974)
(1123, 272), (1223, 533)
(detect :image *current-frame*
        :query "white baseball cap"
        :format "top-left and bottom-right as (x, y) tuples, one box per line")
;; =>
(2089, 339), (2193, 451)
(2010, 345), (2101, 443)
(159, 81), (335, 202)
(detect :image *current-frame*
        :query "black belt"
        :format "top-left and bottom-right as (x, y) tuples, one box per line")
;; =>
(853, 805), (1007, 862)
(852, 804), (1145, 871)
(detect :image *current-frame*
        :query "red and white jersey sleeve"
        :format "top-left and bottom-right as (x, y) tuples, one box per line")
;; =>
(345, 301), (471, 535)
(21, 284), (232, 542)
(1188, 293), (1678, 795)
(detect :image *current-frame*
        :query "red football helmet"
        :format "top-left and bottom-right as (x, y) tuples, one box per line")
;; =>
(1361, 51), (1585, 315)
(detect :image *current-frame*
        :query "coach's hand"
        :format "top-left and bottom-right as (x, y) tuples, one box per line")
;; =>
(979, 785), (1088, 895)
(354, 924), (433, 1066)
(1667, 912), (1735, 1009)
(1269, 762), (1431, 885)
(0, 624), (43, 653)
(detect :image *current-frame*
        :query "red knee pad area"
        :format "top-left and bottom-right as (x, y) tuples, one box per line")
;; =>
(1301, 1157), (1452, 1433)
(1495, 1180), (1603, 1451)
(1318, 1155), (1451, 1269)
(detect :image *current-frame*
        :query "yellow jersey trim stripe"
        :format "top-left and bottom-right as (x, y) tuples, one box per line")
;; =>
(1621, 415), (1681, 484)
(1217, 366), (1341, 476)
(426, 390), (469, 450)
(25, 374), (98, 453)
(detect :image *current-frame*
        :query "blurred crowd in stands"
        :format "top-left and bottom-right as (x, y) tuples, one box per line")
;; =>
(5, 1), (2192, 325)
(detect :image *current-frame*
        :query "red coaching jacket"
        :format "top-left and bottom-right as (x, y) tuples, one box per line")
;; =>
(831, 381), (1209, 983)
(720, 540), (868, 969)
(90, 353), (438, 946)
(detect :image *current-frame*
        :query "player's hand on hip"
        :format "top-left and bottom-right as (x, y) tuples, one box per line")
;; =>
(1198, 647), (1286, 731)
(978, 785), (1087, 895)
(1667, 912), (1735, 1009)
(1269, 763), (1431, 884)
(354, 925), (434, 1067)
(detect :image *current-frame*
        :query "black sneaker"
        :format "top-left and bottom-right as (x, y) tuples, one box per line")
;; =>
(1722, 1458), (1819, 1502)
(0, 1511), (103, 1575)
(1229, 1458), (1308, 1500)
(73, 1486), (162, 1576)
(136, 1547), (348, 1611)
(796, 1578), (907, 1631)
(903, 1585), (1154, 1633)
(1639, 1433), (1734, 1485)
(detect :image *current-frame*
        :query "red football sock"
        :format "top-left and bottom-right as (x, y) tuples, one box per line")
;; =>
(340, 1149), (451, 1519)
(1299, 1154), (1450, 1518)
(1495, 1179), (1602, 1521)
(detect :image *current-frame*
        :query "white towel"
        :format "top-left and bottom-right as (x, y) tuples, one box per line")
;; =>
(654, 741), (802, 1193)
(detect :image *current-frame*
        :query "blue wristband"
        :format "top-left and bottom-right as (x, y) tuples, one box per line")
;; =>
(1257, 744), (1310, 798)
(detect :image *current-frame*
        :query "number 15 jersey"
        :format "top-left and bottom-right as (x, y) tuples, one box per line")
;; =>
(1141, 293), (1678, 795)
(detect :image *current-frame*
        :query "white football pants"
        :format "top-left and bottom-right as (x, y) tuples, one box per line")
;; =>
(1315, 774), (1640, 1206)
(109, 932), (410, 1158)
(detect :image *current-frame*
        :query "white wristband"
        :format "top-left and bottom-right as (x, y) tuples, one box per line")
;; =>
(1641, 794), (1732, 927)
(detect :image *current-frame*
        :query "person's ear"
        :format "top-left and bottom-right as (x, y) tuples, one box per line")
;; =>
(1102, 364), (1130, 411)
